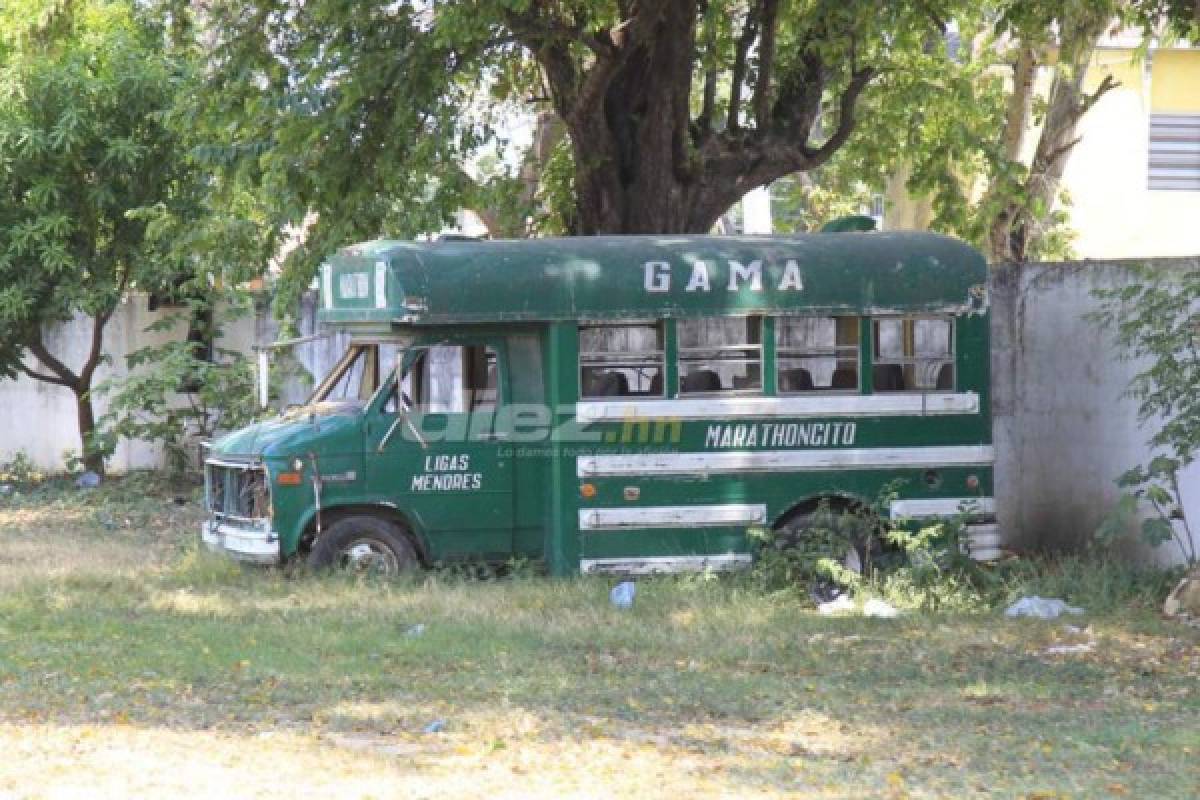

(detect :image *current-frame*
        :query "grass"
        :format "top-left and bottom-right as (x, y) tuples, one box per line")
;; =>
(0, 475), (1198, 798)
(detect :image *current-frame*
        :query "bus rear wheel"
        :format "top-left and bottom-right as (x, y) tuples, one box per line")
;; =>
(307, 515), (419, 577)
(772, 504), (882, 582)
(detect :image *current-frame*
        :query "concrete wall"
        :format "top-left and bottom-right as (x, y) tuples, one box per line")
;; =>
(0, 297), (269, 472)
(991, 258), (1200, 565)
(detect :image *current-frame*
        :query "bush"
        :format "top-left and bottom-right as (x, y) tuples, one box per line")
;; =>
(1091, 264), (1200, 566)
(95, 295), (262, 478)
(0, 452), (46, 486)
(749, 501), (1179, 614)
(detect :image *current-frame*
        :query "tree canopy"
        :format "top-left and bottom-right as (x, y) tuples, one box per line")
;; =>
(189, 0), (998, 309)
(187, 0), (1200, 309)
(0, 0), (218, 471)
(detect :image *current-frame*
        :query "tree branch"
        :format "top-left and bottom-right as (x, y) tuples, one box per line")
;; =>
(805, 66), (876, 162)
(12, 359), (74, 389)
(26, 336), (80, 391)
(696, 0), (717, 140)
(1002, 46), (1037, 163)
(567, 0), (670, 128)
(753, 0), (779, 132)
(1080, 72), (1118, 115)
(727, 3), (761, 133)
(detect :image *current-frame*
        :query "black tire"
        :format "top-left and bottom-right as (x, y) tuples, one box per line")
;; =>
(307, 515), (419, 577)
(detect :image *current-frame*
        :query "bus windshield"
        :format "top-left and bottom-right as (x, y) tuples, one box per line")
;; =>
(307, 341), (407, 408)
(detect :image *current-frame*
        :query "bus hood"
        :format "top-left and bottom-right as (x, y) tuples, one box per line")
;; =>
(209, 406), (364, 460)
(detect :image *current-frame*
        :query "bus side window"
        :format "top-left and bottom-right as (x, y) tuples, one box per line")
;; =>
(579, 322), (664, 398)
(391, 345), (500, 412)
(872, 318), (954, 391)
(678, 316), (762, 395)
(776, 316), (860, 393)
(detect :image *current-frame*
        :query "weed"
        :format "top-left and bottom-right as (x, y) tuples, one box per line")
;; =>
(0, 452), (46, 486)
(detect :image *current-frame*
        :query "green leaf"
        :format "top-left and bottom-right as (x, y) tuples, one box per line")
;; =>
(1140, 517), (1175, 548)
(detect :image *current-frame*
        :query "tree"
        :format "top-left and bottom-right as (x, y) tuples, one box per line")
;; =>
(0, 0), (201, 473)
(822, 1), (1199, 263)
(185, 0), (1200, 302)
(186, 0), (981, 312)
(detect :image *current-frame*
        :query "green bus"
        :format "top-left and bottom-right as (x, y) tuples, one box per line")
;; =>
(202, 232), (997, 576)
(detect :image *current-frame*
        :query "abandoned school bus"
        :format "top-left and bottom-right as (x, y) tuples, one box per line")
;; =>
(202, 232), (998, 575)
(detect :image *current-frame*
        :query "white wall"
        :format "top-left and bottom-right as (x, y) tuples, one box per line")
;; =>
(4, 269), (1198, 566)
(0, 296), (261, 472)
(991, 259), (1200, 566)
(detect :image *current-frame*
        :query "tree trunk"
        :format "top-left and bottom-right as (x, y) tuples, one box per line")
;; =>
(987, 20), (1117, 263)
(22, 310), (113, 477)
(74, 384), (105, 476)
(515, 0), (872, 236)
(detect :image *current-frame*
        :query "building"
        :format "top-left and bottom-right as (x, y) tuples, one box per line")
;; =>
(1065, 38), (1200, 258)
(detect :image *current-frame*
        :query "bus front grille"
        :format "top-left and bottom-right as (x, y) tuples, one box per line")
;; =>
(205, 462), (270, 523)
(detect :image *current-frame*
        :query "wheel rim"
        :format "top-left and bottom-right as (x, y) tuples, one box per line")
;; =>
(336, 537), (400, 575)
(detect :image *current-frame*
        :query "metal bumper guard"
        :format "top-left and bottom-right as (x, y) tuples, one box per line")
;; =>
(201, 519), (281, 564)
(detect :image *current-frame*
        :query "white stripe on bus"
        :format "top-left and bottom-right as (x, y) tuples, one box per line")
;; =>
(579, 504), (767, 531)
(580, 554), (753, 575)
(576, 392), (979, 423)
(890, 497), (995, 518)
(576, 445), (994, 477)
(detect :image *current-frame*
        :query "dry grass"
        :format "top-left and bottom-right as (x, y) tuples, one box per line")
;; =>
(1, 475), (1199, 798)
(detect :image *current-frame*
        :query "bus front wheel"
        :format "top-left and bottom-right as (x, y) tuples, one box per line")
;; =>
(307, 515), (419, 577)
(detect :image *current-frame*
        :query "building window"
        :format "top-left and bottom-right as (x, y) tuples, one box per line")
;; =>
(579, 322), (664, 398)
(1149, 114), (1200, 191)
(677, 317), (762, 394)
(776, 316), (860, 393)
(872, 318), (954, 392)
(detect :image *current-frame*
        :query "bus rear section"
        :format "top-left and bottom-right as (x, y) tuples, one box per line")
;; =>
(568, 311), (995, 574)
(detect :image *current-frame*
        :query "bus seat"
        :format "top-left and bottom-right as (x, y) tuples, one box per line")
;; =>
(599, 371), (630, 396)
(831, 368), (857, 390)
(681, 369), (722, 393)
(648, 372), (663, 396)
(779, 367), (814, 392)
(935, 363), (954, 390)
(583, 369), (629, 397)
(872, 364), (905, 391)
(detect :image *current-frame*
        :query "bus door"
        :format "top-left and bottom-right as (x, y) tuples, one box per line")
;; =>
(366, 340), (515, 560)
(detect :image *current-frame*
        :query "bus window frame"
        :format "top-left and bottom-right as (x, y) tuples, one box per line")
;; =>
(308, 343), (378, 406)
(676, 315), (764, 396)
(774, 314), (862, 395)
(870, 315), (956, 393)
(578, 319), (666, 399)
(383, 342), (503, 415)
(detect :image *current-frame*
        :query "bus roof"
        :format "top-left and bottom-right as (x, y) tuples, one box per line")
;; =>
(317, 232), (987, 329)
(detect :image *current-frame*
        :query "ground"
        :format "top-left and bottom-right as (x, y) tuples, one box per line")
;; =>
(0, 475), (1198, 798)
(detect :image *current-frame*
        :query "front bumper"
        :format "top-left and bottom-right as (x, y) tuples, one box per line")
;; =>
(201, 519), (281, 565)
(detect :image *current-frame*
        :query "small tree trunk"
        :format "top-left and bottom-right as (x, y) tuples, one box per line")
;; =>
(74, 383), (104, 476)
